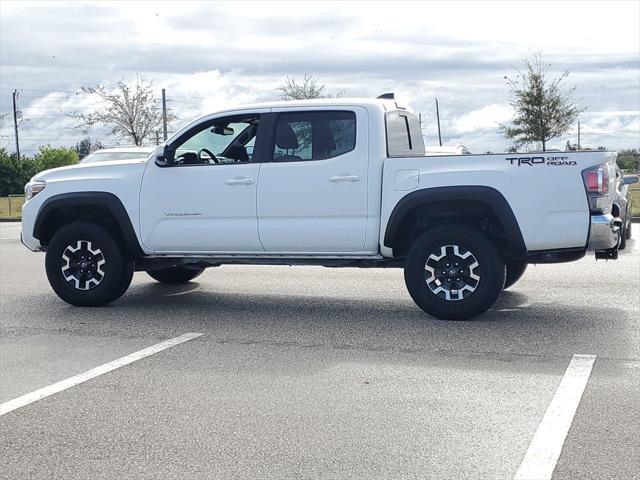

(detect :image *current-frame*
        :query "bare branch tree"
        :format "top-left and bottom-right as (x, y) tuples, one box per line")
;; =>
(276, 74), (345, 100)
(70, 76), (176, 146)
(500, 53), (585, 151)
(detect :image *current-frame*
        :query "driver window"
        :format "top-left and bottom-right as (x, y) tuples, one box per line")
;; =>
(173, 115), (260, 166)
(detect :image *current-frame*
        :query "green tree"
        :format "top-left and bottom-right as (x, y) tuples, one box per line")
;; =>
(75, 137), (103, 159)
(0, 149), (37, 196)
(276, 74), (345, 100)
(33, 145), (79, 172)
(617, 149), (639, 172)
(501, 53), (585, 151)
(70, 75), (175, 146)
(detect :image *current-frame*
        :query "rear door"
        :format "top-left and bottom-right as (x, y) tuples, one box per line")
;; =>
(257, 107), (369, 253)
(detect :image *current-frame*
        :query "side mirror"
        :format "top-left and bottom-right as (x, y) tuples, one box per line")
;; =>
(623, 175), (639, 185)
(155, 145), (175, 167)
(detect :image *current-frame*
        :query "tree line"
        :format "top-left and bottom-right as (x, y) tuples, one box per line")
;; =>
(0, 143), (89, 197)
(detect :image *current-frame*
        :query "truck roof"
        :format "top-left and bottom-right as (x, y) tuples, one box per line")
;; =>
(206, 97), (405, 114)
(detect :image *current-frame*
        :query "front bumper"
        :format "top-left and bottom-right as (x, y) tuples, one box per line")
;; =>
(587, 213), (621, 251)
(20, 200), (42, 252)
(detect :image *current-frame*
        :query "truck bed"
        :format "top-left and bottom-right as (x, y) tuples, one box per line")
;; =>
(380, 151), (618, 255)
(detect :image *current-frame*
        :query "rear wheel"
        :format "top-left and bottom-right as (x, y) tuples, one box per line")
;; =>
(504, 259), (527, 290)
(147, 266), (204, 284)
(404, 225), (505, 320)
(45, 222), (133, 306)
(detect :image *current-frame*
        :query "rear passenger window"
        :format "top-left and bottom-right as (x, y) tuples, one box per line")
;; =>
(272, 111), (356, 162)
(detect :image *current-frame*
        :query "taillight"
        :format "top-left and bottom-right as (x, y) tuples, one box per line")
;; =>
(582, 164), (611, 213)
(583, 171), (600, 192)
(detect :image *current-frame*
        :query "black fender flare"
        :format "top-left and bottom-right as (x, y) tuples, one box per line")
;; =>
(383, 186), (527, 257)
(33, 192), (144, 257)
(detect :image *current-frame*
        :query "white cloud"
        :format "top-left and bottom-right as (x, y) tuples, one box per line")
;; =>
(452, 104), (514, 134)
(0, 1), (638, 153)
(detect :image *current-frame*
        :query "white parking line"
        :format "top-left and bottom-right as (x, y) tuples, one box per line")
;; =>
(514, 354), (596, 480)
(0, 332), (203, 416)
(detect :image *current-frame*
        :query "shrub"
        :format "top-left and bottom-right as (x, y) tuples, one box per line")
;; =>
(617, 149), (639, 173)
(0, 149), (37, 196)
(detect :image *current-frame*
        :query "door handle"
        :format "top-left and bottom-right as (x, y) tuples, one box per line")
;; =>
(225, 177), (254, 185)
(329, 175), (360, 183)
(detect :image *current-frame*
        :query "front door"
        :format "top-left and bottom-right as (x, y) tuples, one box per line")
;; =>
(139, 112), (267, 253)
(257, 107), (369, 253)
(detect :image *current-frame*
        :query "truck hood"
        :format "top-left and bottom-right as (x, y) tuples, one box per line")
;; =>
(33, 158), (149, 182)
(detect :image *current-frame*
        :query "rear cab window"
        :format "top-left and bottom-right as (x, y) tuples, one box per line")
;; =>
(385, 110), (425, 157)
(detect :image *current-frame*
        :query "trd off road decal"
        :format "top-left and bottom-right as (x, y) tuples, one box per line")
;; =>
(506, 156), (577, 166)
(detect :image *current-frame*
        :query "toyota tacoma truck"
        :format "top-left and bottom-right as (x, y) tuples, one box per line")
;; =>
(21, 96), (626, 320)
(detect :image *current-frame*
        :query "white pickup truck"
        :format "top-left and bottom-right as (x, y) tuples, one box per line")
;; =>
(21, 96), (631, 320)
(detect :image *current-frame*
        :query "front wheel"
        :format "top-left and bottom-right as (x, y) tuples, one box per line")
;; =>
(45, 222), (133, 307)
(147, 266), (204, 284)
(404, 225), (505, 320)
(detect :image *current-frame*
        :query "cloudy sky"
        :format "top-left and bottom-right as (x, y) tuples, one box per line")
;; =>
(1, 0), (638, 154)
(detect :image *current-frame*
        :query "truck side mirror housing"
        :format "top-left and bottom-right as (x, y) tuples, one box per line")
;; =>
(155, 145), (175, 167)
(623, 175), (639, 185)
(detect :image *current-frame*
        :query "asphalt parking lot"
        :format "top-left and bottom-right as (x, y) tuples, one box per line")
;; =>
(1, 221), (639, 480)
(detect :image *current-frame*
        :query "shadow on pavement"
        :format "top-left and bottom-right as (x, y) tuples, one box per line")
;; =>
(10, 278), (634, 365)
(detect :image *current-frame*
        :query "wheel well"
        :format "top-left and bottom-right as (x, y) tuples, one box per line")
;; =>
(389, 199), (520, 259)
(611, 203), (620, 218)
(37, 205), (126, 249)
(33, 192), (144, 257)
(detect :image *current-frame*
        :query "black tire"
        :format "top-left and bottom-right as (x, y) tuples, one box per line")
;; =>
(45, 222), (133, 307)
(109, 260), (134, 302)
(404, 224), (505, 320)
(504, 259), (528, 290)
(619, 224), (627, 250)
(625, 218), (632, 240)
(147, 266), (204, 284)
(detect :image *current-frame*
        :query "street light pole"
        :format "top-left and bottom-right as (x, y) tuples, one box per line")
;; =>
(12, 90), (20, 160)
(162, 88), (168, 142)
(577, 121), (581, 150)
(435, 98), (442, 147)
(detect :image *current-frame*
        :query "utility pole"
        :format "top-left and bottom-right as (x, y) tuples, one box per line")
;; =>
(577, 121), (581, 150)
(435, 98), (442, 147)
(12, 90), (20, 160)
(162, 88), (168, 141)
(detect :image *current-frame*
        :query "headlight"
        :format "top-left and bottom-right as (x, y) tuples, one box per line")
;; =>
(25, 181), (46, 200)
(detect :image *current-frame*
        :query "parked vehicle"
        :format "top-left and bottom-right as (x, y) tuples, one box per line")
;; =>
(80, 146), (155, 164)
(424, 144), (471, 155)
(613, 165), (638, 249)
(21, 96), (626, 320)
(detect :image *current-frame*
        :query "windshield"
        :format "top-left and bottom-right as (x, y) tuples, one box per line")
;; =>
(81, 150), (153, 164)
